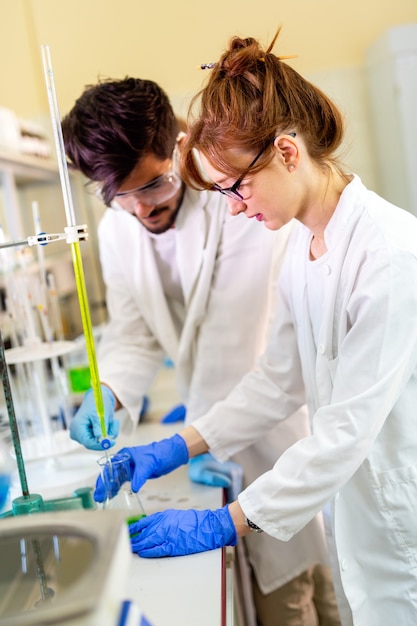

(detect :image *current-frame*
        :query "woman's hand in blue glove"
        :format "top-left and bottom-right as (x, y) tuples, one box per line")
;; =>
(129, 505), (237, 557)
(69, 385), (119, 451)
(94, 434), (189, 502)
(188, 453), (243, 502)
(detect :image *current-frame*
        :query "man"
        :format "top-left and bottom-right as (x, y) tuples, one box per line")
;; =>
(62, 77), (340, 626)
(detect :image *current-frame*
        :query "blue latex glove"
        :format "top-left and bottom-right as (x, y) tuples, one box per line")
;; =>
(94, 433), (189, 502)
(129, 505), (237, 557)
(160, 403), (186, 424)
(189, 453), (243, 503)
(69, 385), (119, 451)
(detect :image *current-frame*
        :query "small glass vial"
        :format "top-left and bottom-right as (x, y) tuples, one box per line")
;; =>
(97, 452), (146, 524)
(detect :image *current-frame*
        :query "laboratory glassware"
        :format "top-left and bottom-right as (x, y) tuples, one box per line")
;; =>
(97, 452), (146, 524)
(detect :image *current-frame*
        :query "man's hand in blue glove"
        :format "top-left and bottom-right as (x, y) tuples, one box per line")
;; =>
(94, 433), (189, 502)
(160, 403), (186, 424)
(129, 505), (237, 557)
(69, 385), (119, 451)
(188, 453), (243, 503)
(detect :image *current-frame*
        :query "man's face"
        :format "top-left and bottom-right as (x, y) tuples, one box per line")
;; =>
(112, 153), (184, 234)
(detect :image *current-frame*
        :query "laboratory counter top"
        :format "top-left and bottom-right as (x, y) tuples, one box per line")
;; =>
(117, 419), (226, 626)
(5, 367), (230, 626)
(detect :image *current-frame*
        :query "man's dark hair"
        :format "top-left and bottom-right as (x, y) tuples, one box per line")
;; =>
(62, 77), (179, 205)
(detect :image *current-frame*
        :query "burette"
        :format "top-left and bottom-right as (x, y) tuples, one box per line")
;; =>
(40, 44), (111, 454)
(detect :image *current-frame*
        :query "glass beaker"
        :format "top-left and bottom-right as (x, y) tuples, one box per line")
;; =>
(97, 452), (146, 525)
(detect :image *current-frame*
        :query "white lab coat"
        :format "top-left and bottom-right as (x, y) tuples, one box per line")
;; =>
(96, 187), (329, 596)
(97, 187), (279, 421)
(195, 176), (417, 625)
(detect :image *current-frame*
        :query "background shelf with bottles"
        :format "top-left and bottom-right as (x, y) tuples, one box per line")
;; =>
(0, 148), (107, 340)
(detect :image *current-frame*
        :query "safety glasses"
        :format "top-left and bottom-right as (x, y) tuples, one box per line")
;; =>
(112, 144), (182, 212)
(114, 170), (181, 211)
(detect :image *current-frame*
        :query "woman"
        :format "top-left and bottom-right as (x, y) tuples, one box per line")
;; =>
(101, 29), (417, 626)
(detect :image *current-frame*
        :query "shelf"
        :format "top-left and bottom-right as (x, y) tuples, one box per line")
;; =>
(0, 148), (59, 184)
(0, 149), (107, 339)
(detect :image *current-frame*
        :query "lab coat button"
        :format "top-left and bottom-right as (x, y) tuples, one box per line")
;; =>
(318, 343), (325, 354)
(335, 492), (340, 501)
(323, 264), (331, 275)
(341, 559), (348, 571)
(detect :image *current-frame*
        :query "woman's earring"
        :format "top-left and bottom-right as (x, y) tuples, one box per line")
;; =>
(288, 164), (295, 172)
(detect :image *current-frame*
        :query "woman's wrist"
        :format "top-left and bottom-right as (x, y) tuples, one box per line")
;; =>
(228, 500), (253, 537)
(180, 425), (209, 458)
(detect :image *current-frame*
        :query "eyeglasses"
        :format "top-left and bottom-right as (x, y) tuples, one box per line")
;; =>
(112, 145), (182, 212)
(212, 133), (296, 202)
(113, 169), (182, 212)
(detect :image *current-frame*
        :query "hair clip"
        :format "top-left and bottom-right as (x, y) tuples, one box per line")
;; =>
(199, 63), (216, 70)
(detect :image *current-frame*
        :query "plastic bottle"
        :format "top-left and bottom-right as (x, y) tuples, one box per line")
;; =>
(0, 439), (12, 512)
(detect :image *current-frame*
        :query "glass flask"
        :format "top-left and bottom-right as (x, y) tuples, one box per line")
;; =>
(97, 452), (146, 525)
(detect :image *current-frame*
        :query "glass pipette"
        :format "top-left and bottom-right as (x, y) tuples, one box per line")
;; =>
(40, 44), (111, 455)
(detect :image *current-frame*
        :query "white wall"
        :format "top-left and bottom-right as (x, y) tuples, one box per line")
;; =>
(1, 1), (417, 196)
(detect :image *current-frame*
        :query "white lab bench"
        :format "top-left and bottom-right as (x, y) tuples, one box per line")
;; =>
(5, 367), (235, 626)
(109, 366), (229, 626)
(118, 420), (227, 626)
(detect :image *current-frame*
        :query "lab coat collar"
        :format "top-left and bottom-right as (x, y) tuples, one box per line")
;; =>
(323, 175), (364, 251)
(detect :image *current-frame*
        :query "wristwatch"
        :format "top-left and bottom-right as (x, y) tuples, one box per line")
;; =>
(245, 517), (263, 533)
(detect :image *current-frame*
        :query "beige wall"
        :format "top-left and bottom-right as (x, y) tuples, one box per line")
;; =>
(1, 0), (417, 189)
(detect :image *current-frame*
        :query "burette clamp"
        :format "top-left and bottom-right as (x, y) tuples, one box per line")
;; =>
(64, 224), (89, 244)
(27, 232), (67, 246)
(25, 225), (88, 248)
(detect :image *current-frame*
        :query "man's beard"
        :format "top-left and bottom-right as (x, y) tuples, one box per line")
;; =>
(140, 184), (185, 234)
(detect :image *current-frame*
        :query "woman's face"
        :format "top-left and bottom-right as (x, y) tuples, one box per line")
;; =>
(200, 140), (304, 231)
